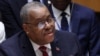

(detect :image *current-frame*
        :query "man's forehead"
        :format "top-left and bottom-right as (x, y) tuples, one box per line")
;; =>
(29, 8), (49, 16)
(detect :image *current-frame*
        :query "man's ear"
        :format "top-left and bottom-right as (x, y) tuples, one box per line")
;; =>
(22, 24), (29, 33)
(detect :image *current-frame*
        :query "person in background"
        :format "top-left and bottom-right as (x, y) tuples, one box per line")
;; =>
(0, 2), (82, 56)
(0, 0), (47, 38)
(47, 0), (99, 56)
(0, 12), (6, 43)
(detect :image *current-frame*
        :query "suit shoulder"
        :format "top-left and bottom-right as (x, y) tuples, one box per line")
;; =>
(56, 30), (76, 35)
(74, 3), (95, 14)
(0, 31), (23, 48)
(55, 30), (77, 39)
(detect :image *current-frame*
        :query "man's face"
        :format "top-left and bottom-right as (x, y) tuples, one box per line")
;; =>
(23, 7), (55, 45)
(50, 0), (71, 11)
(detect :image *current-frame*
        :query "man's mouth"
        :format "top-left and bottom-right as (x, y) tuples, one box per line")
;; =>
(45, 29), (54, 36)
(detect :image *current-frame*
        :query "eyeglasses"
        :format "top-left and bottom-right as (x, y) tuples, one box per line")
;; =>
(25, 17), (54, 29)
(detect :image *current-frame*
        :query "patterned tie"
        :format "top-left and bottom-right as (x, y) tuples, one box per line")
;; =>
(39, 46), (48, 56)
(61, 12), (69, 31)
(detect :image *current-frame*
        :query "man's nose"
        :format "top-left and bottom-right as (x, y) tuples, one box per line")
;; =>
(45, 22), (51, 27)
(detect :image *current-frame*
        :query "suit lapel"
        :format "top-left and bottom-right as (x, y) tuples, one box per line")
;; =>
(49, 3), (80, 34)
(19, 31), (65, 56)
(54, 30), (79, 56)
(71, 3), (80, 34)
(51, 31), (65, 56)
(51, 42), (64, 56)
(19, 32), (36, 56)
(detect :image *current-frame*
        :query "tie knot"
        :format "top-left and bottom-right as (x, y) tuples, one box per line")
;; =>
(61, 12), (67, 16)
(39, 46), (48, 56)
(39, 46), (47, 52)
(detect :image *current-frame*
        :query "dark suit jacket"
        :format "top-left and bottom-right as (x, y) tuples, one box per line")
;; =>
(48, 3), (99, 56)
(0, 0), (48, 38)
(0, 0), (26, 37)
(0, 30), (82, 56)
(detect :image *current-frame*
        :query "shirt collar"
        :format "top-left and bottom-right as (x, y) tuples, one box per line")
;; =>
(52, 4), (71, 19)
(30, 39), (51, 51)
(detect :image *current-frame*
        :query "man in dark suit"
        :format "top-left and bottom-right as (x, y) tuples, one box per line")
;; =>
(47, 0), (99, 56)
(0, 2), (82, 56)
(0, 0), (48, 38)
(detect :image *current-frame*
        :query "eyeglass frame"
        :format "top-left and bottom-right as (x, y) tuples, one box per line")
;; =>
(24, 17), (54, 29)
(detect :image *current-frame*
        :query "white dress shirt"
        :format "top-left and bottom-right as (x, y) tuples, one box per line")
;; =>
(30, 39), (52, 56)
(51, 4), (72, 32)
(0, 22), (6, 43)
